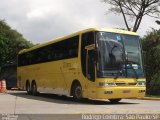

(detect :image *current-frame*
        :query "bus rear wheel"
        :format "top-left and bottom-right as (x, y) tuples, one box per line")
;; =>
(31, 81), (38, 96)
(26, 81), (31, 94)
(108, 98), (121, 103)
(72, 83), (82, 101)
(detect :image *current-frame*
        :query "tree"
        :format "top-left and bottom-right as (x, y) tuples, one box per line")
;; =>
(103, 0), (160, 32)
(0, 20), (33, 66)
(142, 29), (160, 95)
(155, 20), (160, 25)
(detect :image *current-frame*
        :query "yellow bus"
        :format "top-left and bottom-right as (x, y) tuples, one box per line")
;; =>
(17, 28), (146, 103)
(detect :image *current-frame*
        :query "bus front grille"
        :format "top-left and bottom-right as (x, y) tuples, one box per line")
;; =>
(116, 83), (137, 86)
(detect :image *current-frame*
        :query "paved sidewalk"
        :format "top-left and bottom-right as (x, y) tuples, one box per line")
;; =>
(138, 97), (160, 100)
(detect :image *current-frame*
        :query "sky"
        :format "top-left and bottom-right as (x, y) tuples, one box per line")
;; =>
(0, 0), (159, 43)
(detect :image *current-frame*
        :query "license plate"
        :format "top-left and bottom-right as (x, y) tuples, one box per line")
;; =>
(123, 90), (131, 93)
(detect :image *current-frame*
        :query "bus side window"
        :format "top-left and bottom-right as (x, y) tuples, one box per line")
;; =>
(81, 32), (94, 78)
(18, 35), (79, 66)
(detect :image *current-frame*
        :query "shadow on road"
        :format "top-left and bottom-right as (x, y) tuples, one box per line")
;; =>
(8, 91), (139, 105)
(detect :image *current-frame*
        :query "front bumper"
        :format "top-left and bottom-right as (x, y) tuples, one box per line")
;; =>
(96, 86), (146, 99)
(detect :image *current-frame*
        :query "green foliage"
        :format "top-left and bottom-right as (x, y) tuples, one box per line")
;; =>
(0, 20), (33, 66)
(156, 20), (160, 25)
(142, 29), (160, 95)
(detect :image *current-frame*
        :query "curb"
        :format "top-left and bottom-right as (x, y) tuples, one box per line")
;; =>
(138, 97), (160, 100)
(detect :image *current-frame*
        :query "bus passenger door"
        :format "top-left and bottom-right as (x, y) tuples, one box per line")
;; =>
(86, 49), (96, 98)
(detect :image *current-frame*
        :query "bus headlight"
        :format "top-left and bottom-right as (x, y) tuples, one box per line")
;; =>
(136, 81), (146, 86)
(98, 82), (116, 87)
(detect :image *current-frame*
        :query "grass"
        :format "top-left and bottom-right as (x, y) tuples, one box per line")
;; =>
(145, 94), (160, 98)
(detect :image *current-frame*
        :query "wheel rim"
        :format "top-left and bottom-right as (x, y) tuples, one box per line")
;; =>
(75, 86), (82, 99)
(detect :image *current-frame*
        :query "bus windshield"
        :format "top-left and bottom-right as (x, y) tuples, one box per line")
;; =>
(96, 32), (144, 78)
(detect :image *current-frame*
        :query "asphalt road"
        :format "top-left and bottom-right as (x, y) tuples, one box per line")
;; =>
(0, 91), (160, 120)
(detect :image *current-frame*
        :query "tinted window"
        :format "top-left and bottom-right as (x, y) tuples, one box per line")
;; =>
(81, 32), (94, 77)
(18, 36), (79, 66)
(96, 32), (144, 78)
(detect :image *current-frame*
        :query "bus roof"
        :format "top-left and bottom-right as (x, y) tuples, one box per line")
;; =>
(18, 28), (138, 54)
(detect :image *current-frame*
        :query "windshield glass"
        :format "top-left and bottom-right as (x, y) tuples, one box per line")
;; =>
(96, 32), (144, 78)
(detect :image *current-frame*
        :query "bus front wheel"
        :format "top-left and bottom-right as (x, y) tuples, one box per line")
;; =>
(108, 98), (121, 103)
(72, 83), (82, 101)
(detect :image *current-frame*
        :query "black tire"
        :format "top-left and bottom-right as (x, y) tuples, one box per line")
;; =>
(26, 81), (31, 94)
(108, 98), (121, 103)
(72, 83), (83, 101)
(31, 81), (38, 96)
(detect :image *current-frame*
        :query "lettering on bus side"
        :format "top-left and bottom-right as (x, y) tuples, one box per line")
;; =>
(63, 62), (71, 68)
